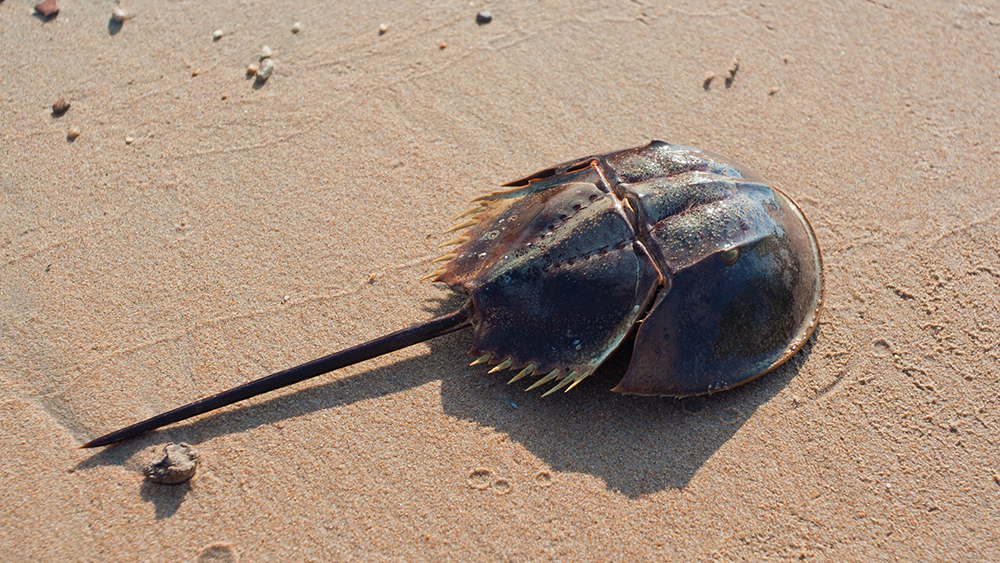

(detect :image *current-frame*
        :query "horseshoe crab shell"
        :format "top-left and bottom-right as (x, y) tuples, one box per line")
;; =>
(83, 140), (823, 448)
(433, 140), (823, 396)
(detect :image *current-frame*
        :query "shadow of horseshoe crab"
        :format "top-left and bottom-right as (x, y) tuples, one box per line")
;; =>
(75, 292), (811, 506)
(438, 327), (811, 497)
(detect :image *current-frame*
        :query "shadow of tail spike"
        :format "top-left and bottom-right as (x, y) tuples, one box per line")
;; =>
(81, 305), (473, 448)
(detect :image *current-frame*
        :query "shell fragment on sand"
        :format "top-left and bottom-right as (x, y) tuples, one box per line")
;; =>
(144, 443), (199, 484)
(111, 6), (131, 22)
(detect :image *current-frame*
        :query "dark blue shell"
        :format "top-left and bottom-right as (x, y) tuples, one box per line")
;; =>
(81, 140), (827, 449)
(437, 141), (823, 396)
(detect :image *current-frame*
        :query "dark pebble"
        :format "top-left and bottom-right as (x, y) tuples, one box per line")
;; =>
(52, 97), (70, 116)
(476, 10), (492, 25)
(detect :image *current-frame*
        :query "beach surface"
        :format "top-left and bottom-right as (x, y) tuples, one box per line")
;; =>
(2, 0), (999, 560)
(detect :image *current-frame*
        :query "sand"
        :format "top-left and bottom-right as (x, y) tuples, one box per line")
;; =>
(2, 0), (998, 560)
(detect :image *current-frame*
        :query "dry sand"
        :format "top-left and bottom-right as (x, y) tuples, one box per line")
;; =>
(2, 0), (999, 560)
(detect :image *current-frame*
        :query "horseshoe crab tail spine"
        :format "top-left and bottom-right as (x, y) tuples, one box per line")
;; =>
(444, 219), (479, 234)
(541, 371), (576, 397)
(469, 353), (491, 366)
(438, 235), (471, 248)
(81, 306), (474, 449)
(421, 269), (448, 281)
(525, 368), (561, 391)
(487, 357), (513, 373)
(564, 370), (591, 392)
(508, 363), (535, 384)
(431, 253), (459, 264)
(453, 205), (488, 220)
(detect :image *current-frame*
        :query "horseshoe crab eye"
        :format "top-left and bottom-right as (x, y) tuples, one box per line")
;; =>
(719, 248), (740, 265)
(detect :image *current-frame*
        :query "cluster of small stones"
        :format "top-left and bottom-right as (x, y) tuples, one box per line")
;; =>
(247, 45), (274, 82)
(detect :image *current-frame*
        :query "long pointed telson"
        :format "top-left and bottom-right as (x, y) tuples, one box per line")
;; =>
(82, 306), (473, 448)
(81, 141), (825, 447)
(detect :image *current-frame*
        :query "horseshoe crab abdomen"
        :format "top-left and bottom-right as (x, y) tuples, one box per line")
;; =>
(436, 172), (661, 389)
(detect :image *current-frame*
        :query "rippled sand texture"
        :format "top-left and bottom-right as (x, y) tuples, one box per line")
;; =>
(2, 1), (998, 560)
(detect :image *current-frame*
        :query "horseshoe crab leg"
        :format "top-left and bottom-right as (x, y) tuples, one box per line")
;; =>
(82, 305), (473, 448)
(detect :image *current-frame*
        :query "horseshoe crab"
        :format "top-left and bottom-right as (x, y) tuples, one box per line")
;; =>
(83, 141), (823, 448)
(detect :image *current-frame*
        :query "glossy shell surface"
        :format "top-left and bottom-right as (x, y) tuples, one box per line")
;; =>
(434, 141), (823, 396)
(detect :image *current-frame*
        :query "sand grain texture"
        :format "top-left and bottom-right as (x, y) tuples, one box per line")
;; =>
(2, 0), (998, 560)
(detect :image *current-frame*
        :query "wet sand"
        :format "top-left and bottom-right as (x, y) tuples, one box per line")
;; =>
(2, 0), (998, 560)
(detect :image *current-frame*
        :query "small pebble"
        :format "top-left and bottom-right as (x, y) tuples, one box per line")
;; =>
(725, 50), (741, 87)
(212, 29), (224, 41)
(111, 6), (129, 22)
(197, 543), (238, 563)
(476, 10), (493, 25)
(379, 23), (388, 34)
(438, 41), (447, 49)
(144, 442), (199, 485)
(247, 62), (260, 76)
(67, 127), (81, 140)
(768, 86), (779, 95)
(256, 58), (274, 82)
(34, 0), (59, 17)
(191, 70), (199, 77)
(260, 45), (272, 59)
(125, 136), (134, 144)
(291, 22), (302, 33)
(52, 97), (70, 116)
